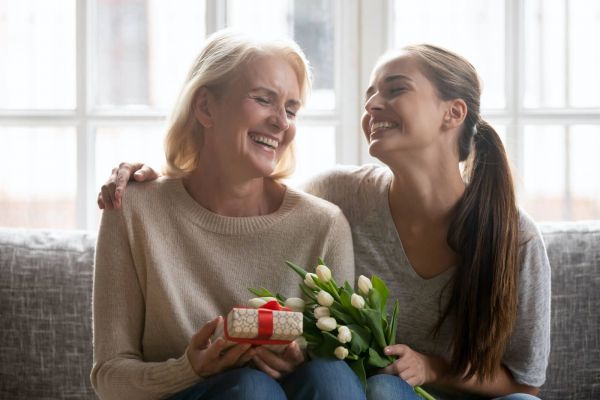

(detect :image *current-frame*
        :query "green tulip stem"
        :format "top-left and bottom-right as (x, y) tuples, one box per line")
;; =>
(415, 386), (436, 400)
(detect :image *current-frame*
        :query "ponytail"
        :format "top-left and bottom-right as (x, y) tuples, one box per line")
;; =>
(442, 119), (520, 381)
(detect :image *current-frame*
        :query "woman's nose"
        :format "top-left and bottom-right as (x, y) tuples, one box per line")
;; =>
(364, 92), (384, 113)
(269, 106), (290, 131)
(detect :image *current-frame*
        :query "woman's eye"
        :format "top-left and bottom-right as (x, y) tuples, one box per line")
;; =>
(286, 109), (297, 118)
(254, 96), (271, 104)
(390, 87), (406, 94)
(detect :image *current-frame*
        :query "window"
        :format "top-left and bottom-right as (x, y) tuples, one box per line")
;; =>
(1, 0), (598, 230)
(389, 0), (600, 221)
(0, 0), (354, 230)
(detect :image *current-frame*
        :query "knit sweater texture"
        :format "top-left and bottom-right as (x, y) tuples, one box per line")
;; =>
(91, 178), (355, 400)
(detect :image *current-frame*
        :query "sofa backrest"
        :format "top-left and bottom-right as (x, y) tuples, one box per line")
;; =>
(538, 222), (600, 400)
(0, 228), (96, 399)
(0, 223), (598, 399)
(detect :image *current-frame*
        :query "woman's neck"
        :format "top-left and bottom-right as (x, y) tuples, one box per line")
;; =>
(182, 169), (285, 217)
(386, 154), (465, 228)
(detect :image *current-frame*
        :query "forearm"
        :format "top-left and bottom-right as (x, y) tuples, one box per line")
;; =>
(91, 353), (200, 400)
(428, 357), (539, 397)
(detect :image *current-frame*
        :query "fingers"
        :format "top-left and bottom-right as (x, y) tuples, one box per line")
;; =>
(191, 316), (221, 350)
(282, 341), (304, 365)
(252, 352), (283, 380)
(134, 164), (159, 181)
(219, 343), (252, 367)
(97, 191), (105, 209)
(253, 347), (296, 378)
(384, 344), (408, 357)
(114, 163), (134, 207)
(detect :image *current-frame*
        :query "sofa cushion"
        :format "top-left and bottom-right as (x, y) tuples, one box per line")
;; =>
(539, 221), (600, 399)
(0, 228), (96, 399)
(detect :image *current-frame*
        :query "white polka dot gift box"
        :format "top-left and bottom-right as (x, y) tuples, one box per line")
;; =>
(212, 300), (303, 352)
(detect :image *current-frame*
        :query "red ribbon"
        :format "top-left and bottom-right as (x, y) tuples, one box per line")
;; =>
(224, 300), (294, 345)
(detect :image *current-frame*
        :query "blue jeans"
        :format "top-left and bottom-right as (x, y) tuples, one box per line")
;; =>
(366, 374), (421, 400)
(365, 374), (540, 400)
(168, 358), (365, 400)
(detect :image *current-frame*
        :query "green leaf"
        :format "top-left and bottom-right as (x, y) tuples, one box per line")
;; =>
(386, 300), (400, 345)
(367, 347), (392, 368)
(371, 275), (389, 303)
(368, 287), (384, 320)
(317, 256), (326, 266)
(312, 331), (341, 359)
(371, 275), (389, 316)
(347, 358), (367, 392)
(347, 324), (371, 355)
(248, 287), (276, 298)
(329, 303), (355, 325)
(361, 308), (387, 349)
(299, 283), (317, 301)
(286, 260), (309, 279)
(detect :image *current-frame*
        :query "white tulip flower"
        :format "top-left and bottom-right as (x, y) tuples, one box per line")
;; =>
(285, 297), (305, 312)
(351, 293), (365, 309)
(248, 297), (268, 308)
(316, 264), (332, 283)
(304, 273), (318, 289)
(316, 316), (337, 331)
(317, 290), (334, 307)
(334, 346), (349, 360)
(313, 306), (330, 319)
(337, 326), (352, 344)
(357, 275), (373, 296)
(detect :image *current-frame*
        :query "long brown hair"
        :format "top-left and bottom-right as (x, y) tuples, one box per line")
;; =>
(405, 44), (520, 381)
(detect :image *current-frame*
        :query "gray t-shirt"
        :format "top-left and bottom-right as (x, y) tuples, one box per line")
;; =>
(304, 164), (551, 395)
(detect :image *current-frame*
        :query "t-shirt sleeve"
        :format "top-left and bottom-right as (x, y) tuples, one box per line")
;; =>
(501, 215), (551, 387)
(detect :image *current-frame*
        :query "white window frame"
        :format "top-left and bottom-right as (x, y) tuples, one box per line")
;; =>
(360, 0), (600, 219)
(2, 0), (599, 229)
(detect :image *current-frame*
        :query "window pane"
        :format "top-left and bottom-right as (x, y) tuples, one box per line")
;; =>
(521, 125), (565, 221)
(524, 0), (566, 108)
(0, 127), (76, 228)
(0, 0), (75, 109)
(392, 0), (505, 109)
(286, 125), (336, 187)
(524, 0), (600, 108)
(569, 126), (600, 219)
(569, 0), (600, 107)
(227, 0), (335, 110)
(93, 0), (205, 110)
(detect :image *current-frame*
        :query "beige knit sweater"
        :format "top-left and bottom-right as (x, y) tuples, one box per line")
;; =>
(91, 178), (355, 400)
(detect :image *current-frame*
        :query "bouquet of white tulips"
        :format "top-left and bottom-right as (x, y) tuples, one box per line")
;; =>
(249, 258), (434, 399)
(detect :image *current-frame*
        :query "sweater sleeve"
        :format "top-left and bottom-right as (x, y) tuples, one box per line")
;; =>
(321, 208), (356, 287)
(91, 208), (200, 400)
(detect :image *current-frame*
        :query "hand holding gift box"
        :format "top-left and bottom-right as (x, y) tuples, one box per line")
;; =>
(212, 299), (303, 353)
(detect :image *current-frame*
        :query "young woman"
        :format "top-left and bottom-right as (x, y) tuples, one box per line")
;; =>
(91, 30), (360, 400)
(99, 44), (550, 400)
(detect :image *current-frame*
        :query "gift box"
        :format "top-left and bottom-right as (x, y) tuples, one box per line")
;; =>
(212, 300), (303, 350)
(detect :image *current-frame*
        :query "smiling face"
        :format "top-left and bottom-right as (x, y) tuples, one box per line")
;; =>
(202, 54), (302, 180)
(361, 53), (450, 162)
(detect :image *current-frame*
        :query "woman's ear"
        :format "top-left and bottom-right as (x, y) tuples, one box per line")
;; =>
(194, 87), (215, 128)
(443, 98), (468, 130)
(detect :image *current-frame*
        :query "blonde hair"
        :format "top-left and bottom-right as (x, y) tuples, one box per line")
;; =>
(163, 29), (312, 179)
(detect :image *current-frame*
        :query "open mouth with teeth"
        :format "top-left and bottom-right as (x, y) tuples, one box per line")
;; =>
(249, 134), (279, 150)
(370, 121), (399, 133)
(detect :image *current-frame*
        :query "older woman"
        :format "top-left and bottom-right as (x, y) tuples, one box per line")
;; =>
(91, 30), (358, 400)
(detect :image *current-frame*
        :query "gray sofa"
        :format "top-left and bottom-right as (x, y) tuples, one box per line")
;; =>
(0, 222), (599, 399)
